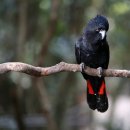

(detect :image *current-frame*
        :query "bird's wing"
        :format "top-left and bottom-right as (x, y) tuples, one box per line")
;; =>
(102, 41), (109, 69)
(75, 38), (82, 64)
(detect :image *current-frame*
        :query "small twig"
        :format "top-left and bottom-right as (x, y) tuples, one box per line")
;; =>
(0, 62), (130, 78)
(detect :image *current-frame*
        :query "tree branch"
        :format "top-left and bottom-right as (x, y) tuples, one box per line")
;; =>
(0, 62), (130, 78)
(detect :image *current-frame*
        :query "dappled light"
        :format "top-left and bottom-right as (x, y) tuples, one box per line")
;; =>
(0, 0), (130, 130)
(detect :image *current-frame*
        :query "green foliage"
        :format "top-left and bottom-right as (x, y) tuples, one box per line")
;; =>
(111, 2), (130, 15)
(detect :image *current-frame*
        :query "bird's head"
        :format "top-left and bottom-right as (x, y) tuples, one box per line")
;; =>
(84, 15), (109, 46)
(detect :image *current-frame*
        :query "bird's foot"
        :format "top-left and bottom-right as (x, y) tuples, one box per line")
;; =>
(80, 63), (85, 72)
(97, 67), (103, 77)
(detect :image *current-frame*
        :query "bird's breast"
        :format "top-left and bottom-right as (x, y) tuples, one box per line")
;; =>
(80, 49), (104, 68)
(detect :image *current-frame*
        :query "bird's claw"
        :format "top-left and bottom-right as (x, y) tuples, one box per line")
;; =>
(97, 67), (103, 77)
(80, 63), (85, 72)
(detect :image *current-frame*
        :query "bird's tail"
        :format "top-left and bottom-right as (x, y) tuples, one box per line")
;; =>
(87, 78), (108, 112)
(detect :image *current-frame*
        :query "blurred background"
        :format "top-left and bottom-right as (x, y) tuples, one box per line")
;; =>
(0, 0), (130, 130)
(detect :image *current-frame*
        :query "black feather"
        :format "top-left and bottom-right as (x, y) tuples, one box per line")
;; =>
(75, 15), (110, 112)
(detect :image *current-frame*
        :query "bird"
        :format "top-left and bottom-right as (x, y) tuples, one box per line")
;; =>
(75, 15), (109, 112)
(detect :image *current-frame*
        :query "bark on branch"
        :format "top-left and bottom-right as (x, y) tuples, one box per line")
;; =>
(0, 62), (130, 78)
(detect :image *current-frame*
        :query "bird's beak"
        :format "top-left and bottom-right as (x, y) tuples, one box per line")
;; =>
(99, 30), (106, 40)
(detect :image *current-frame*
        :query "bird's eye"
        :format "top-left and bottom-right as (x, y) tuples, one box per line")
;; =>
(96, 29), (99, 32)
(96, 28), (103, 32)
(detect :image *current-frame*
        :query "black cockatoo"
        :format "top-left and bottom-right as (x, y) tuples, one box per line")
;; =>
(75, 15), (109, 112)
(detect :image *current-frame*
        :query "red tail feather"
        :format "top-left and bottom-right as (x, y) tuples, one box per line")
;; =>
(98, 81), (106, 95)
(87, 80), (94, 94)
